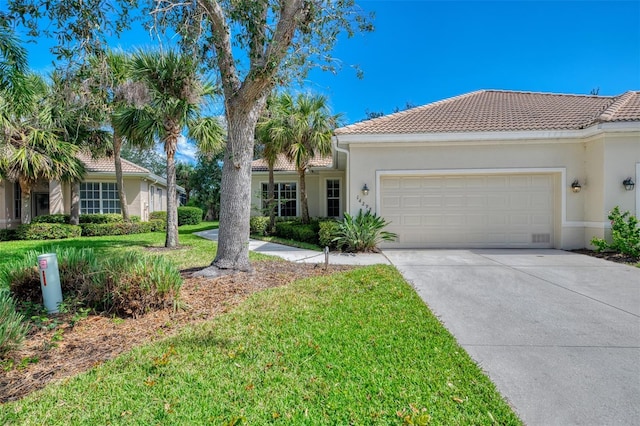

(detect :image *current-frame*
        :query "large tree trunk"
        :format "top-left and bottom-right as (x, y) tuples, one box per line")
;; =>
(165, 129), (179, 248)
(69, 181), (80, 225)
(213, 97), (266, 271)
(267, 165), (276, 234)
(113, 132), (130, 222)
(298, 168), (309, 224)
(19, 180), (32, 225)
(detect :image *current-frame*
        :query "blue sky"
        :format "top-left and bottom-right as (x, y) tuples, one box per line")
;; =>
(19, 0), (640, 160)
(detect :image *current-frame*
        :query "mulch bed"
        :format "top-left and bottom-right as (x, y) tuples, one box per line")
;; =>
(0, 260), (353, 403)
(571, 249), (639, 265)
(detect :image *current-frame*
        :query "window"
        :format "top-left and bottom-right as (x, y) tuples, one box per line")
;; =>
(261, 182), (297, 217)
(156, 188), (163, 210)
(326, 179), (340, 217)
(80, 182), (121, 214)
(14, 183), (21, 219)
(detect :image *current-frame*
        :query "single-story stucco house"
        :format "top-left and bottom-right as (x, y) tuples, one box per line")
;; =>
(251, 89), (640, 249)
(0, 153), (183, 228)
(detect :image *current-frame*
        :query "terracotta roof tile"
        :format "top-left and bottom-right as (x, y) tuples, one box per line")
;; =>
(252, 153), (332, 172)
(334, 90), (640, 135)
(77, 152), (150, 174)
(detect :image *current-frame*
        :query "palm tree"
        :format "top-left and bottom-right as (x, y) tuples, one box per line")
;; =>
(83, 51), (149, 222)
(256, 96), (287, 233)
(0, 24), (27, 94)
(267, 93), (340, 224)
(114, 50), (224, 248)
(0, 73), (86, 224)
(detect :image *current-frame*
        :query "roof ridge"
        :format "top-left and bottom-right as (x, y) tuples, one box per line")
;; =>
(598, 91), (637, 122)
(482, 89), (613, 99)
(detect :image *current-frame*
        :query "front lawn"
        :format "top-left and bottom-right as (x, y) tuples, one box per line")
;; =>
(0, 264), (521, 424)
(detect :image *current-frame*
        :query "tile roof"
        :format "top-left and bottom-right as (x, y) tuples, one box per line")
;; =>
(77, 152), (150, 174)
(252, 153), (333, 172)
(334, 90), (640, 135)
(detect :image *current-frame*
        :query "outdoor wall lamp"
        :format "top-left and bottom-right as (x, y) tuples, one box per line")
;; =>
(623, 177), (635, 191)
(362, 184), (370, 196)
(571, 180), (582, 193)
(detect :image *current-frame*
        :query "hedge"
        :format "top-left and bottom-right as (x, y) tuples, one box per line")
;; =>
(318, 220), (341, 249)
(0, 229), (17, 242)
(178, 206), (203, 225)
(31, 214), (70, 224)
(80, 220), (164, 237)
(274, 221), (319, 245)
(15, 223), (82, 240)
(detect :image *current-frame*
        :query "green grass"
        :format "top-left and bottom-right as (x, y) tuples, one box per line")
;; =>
(0, 265), (521, 425)
(0, 222), (271, 284)
(250, 234), (323, 251)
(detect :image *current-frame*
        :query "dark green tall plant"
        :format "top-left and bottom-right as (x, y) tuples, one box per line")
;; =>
(333, 209), (397, 253)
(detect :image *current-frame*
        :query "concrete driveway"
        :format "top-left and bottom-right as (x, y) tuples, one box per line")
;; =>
(383, 249), (640, 426)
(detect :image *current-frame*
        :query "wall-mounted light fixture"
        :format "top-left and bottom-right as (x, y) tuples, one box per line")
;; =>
(571, 180), (582, 193)
(623, 177), (635, 191)
(362, 184), (370, 196)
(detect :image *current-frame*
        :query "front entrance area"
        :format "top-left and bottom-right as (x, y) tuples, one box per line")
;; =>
(379, 173), (556, 248)
(33, 192), (50, 218)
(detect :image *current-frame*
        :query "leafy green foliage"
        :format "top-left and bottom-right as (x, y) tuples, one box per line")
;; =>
(15, 223), (82, 240)
(591, 206), (640, 258)
(249, 216), (270, 236)
(79, 221), (162, 237)
(275, 220), (319, 245)
(334, 210), (397, 252)
(0, 229), (17, 241)
(2, 246), (182, 318)
(177, 206), (203, 226)
(0, 291), (27, 357)
(318, 220), (341, 249)
(149, 211), (167, 221)
(31, 214), (70, 224)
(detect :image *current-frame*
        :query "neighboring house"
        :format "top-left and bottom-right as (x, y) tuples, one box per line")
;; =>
(251, 89), (640, 249)
(0, 153), (184, 228)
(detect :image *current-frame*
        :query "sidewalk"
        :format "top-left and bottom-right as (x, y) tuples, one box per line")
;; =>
(194, 229), (390, 266)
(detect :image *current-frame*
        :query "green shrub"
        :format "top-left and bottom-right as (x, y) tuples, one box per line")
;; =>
(149, 211), (167, 221)
(0, 229), (17, 242)
(178, 206), (203, 225)
(591, 206), (640, 258)
(2, 247), (182, 318)
(79, 214), (123, 224)
(31, 214), (70, 224)
(275, 221), (319, 244)
(318, 220), (341, 249)
(130, 215), (141, 222)
(149, 219), (166, 232)
(249, 216), (270, 236)
(333, 209), (397, 252)
(16, 223), (82, 240)
(0, 291), (28, 357)
(80, 221), (159, 237)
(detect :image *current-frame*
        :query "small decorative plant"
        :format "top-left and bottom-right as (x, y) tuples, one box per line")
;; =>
(591, 206), (640, 258)
(333, 209), (397, 252)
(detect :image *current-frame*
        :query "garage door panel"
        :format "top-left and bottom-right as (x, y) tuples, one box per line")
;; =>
(380, 173), (555, 248)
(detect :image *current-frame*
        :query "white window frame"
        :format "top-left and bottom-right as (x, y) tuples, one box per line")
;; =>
(261, 182), (298, 217)
(80, 182), (121, 214)
(326, 178), (341, 218)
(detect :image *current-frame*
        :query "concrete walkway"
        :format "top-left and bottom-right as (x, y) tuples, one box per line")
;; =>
(384, 249), (640, 426)
(194, 229), (390, 266)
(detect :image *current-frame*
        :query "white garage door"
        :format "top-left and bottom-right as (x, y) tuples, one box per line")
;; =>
(380, 174), (555, 248)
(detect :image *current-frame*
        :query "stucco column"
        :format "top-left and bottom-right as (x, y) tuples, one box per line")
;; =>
(49, 180), (64, 215)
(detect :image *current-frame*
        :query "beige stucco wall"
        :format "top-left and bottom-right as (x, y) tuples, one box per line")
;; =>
(251, 170), (346, 219)
(341, 131), (639, 250)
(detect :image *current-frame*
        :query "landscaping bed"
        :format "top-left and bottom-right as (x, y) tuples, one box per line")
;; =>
(0, 260), (352, 402)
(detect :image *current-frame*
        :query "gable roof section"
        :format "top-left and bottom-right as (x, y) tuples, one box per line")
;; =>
(77, 152), (150, 174)
(252, 153), (333, 172)
(334, 90), (640, 135)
